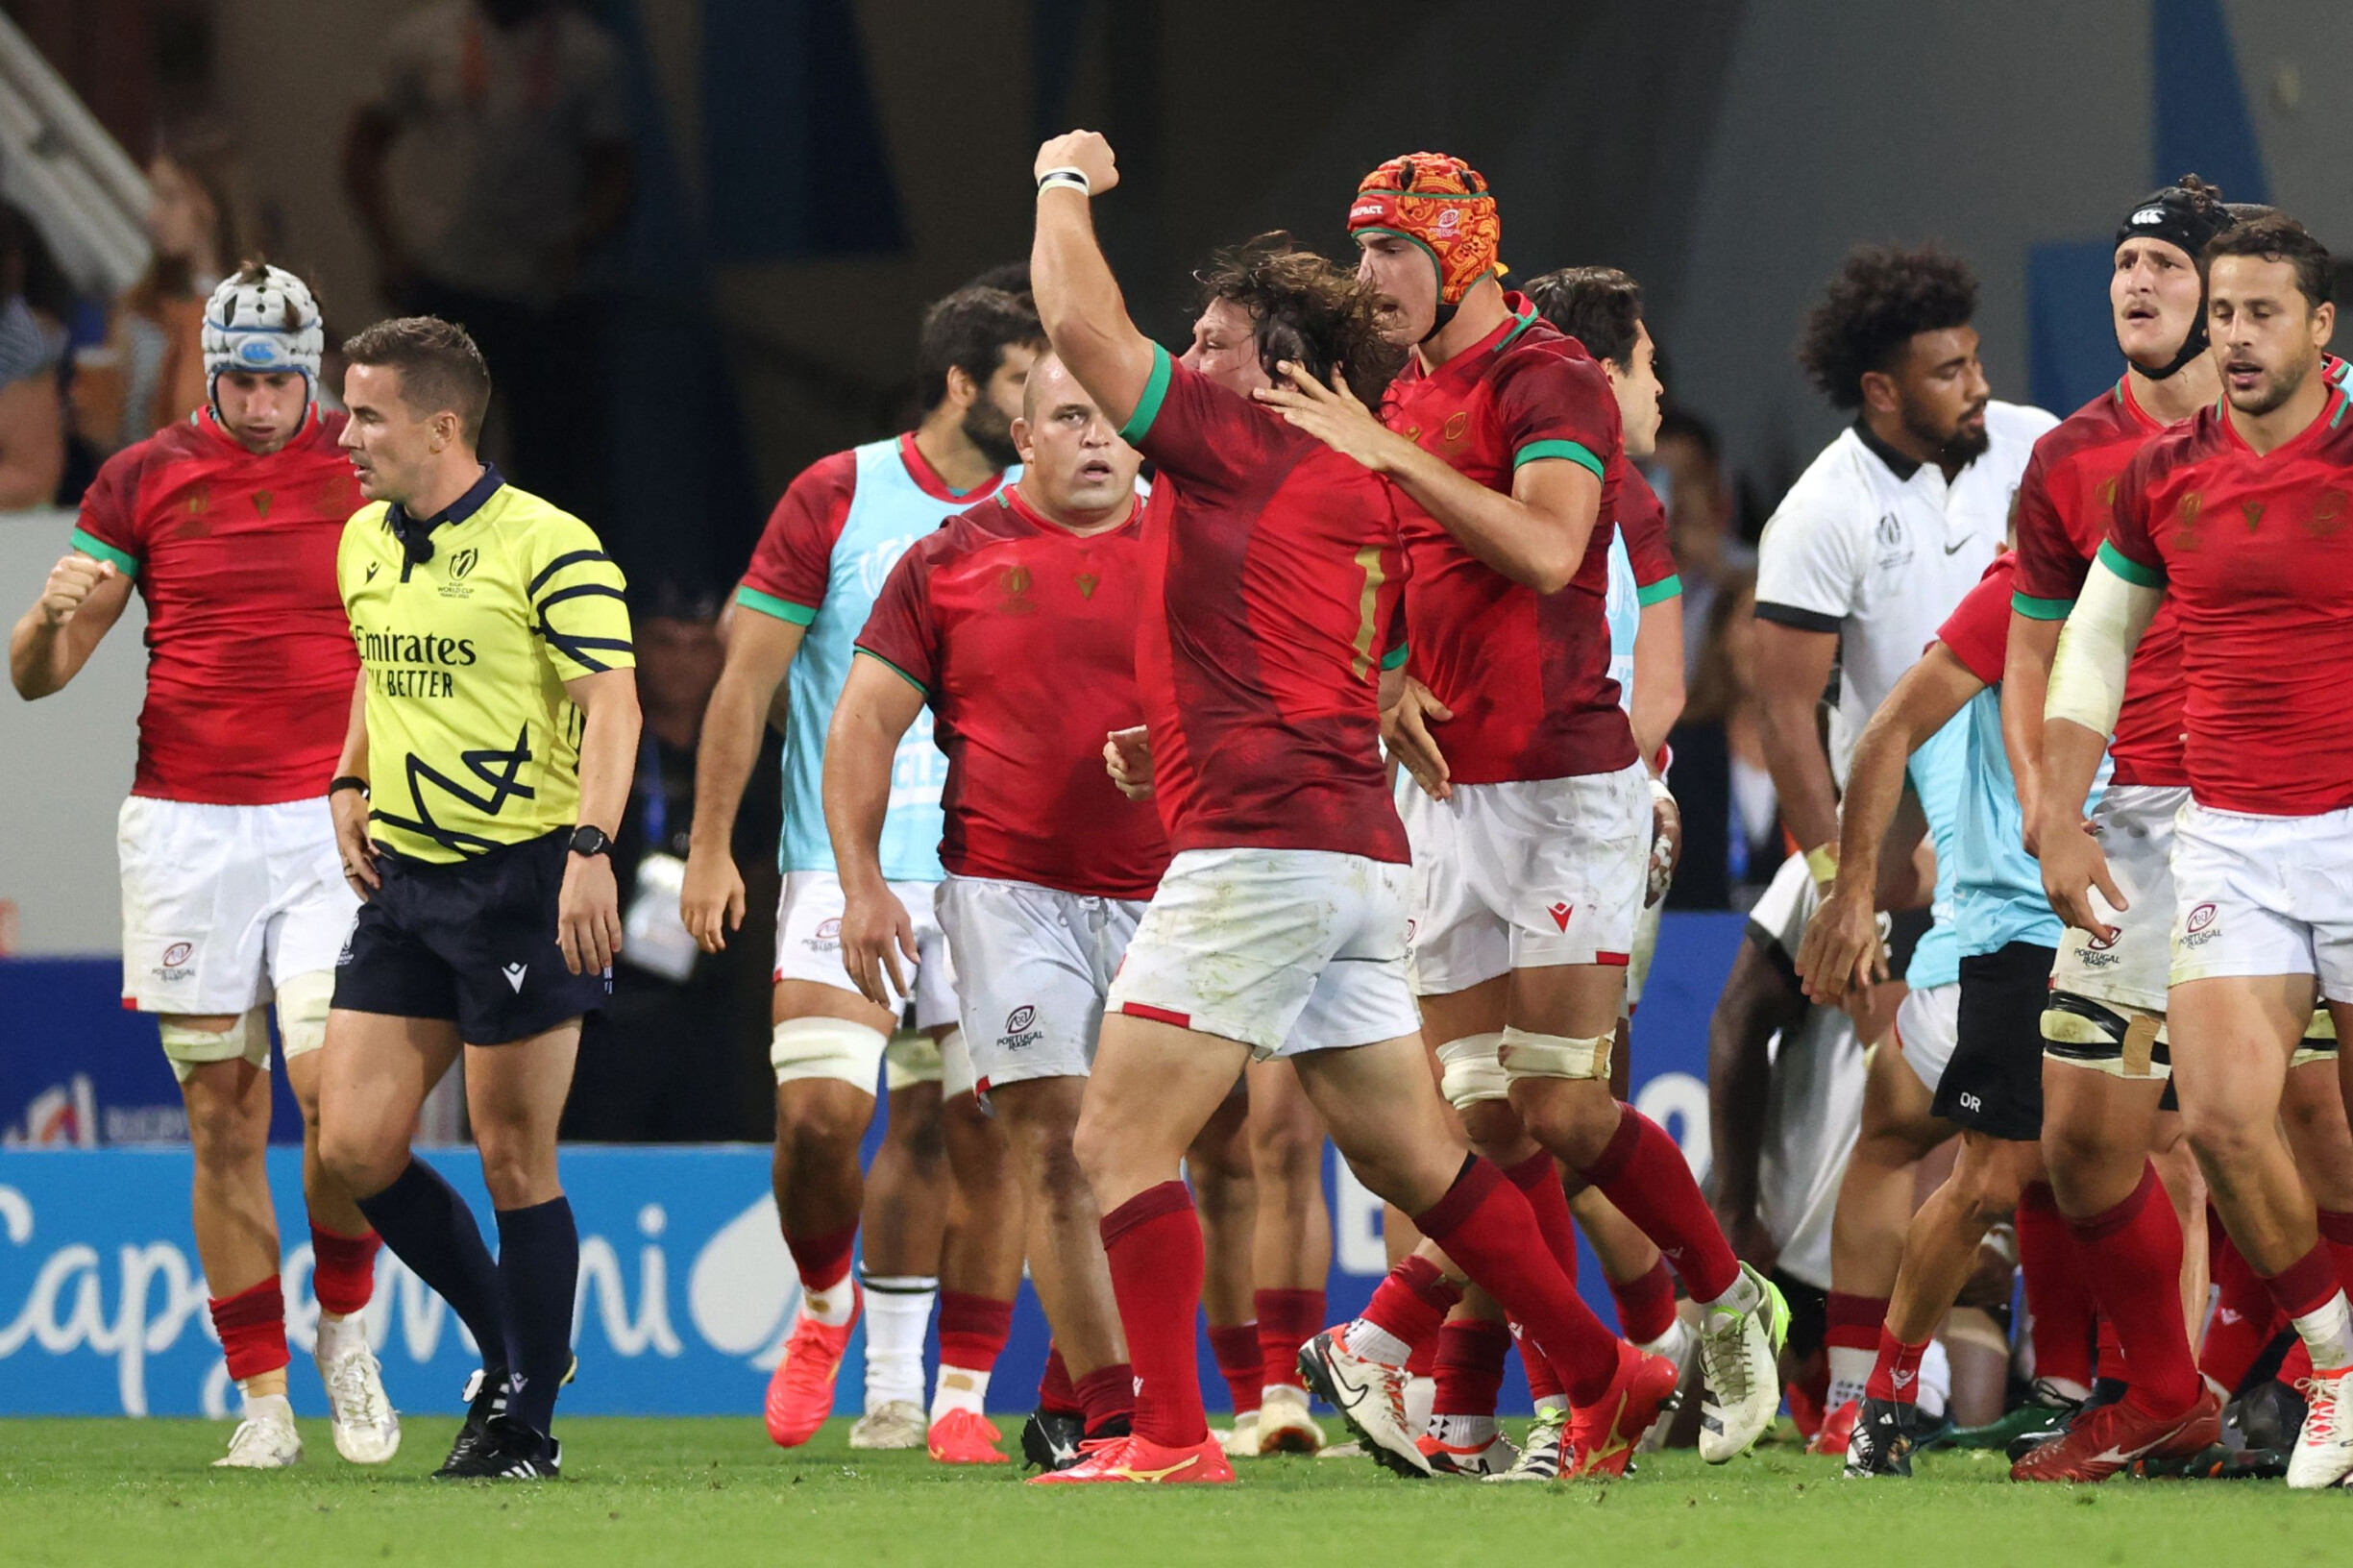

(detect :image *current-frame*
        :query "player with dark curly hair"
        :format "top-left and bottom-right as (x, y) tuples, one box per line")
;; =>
(1021, 128), (1621, 1488)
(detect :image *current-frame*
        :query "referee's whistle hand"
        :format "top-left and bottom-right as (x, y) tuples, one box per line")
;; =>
(331, 789), (381, 898)
(559, 851), (623, 975)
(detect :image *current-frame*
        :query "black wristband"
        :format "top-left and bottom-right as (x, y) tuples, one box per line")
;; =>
(330, 775), (369, 798)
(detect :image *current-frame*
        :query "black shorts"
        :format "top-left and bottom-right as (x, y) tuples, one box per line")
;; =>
(1931, 942), (2055, 1141)
(333, 829), (610, 1044)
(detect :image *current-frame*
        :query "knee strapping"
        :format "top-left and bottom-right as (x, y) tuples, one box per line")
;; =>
(883, 1028), (944, 1091)
(275, 969), (335, 1059)
(159, 1012), (268, 1082)
(771, 1017), (888, 1090)
(2042, 992), (2169, 1079)
(1436, 1032), (1508, 1110)
(1497, 1025), (1612, 1083)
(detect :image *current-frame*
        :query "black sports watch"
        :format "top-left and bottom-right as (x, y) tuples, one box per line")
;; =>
(569, 824), (613, 859)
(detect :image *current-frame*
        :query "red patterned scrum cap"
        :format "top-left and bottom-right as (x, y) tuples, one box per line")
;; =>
(1347, 152), (1506, 306)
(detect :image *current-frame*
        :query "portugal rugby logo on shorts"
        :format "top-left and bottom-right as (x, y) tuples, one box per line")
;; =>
(811, 918), (842, 952)
(2183, 902), (2219, 947)
(151, 942), (196, 984)
(1001, 1004), (1042, 1052)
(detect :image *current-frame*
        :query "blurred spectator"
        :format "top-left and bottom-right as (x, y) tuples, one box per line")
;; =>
(1650, 407), (1753, 672)
(71, 124), (253, 455)
(563, 584), (781, 1141)
(0, 206), (69, 510)
(341, 0), (634, 529)
(1666, 570), (1780, 910)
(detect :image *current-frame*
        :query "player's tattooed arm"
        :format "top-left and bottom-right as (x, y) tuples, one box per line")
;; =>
(1794, 643), (1979, 1004)
(825, 655), (927, 1008)
(10, 551), (132, 699)
(1030, 131), (1156, 430)
(1256, 363), (1601, 595)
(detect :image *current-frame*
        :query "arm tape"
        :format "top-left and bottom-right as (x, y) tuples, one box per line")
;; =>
(2045, 556), (2160, 739)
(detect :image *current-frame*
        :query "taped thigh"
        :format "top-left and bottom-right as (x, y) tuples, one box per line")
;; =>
(772, 1017), (889, 1090)
(1435, 1032), (1509, 1110)
(2041, 991), (2169, 1081)
(1496, 1024), (1612, 1084)
(273, 968), (336, 1061)
(934, 1028), (977, 1100)
(884, 1028), (944, 1091)
(159, 1011), (268, 1085)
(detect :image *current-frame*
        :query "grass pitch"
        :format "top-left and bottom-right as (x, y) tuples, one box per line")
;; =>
(2, 1416), (2343, 1567)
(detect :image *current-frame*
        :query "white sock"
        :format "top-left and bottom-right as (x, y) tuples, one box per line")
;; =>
(1826, 1345), (1873, 1410)
(314, 1311), (365, 1362)
(1917, 1339), (1951, 1420)
(860, 1273), (935, 1409)
(1261, 1381), (1308, 1409)
(2293, 1291), (2353, 1370)
(1430, 1412), (1498, 1447)
(1341, 1318), (1412, 1366)
(1638, 1316), (1690, 1360)
(1701, 1267), (1761, 1315)
(240, 1389), (293, 1419)
(1532, 1393), (1568, 1417)
(931, 1363), (990, 1420)
(798, 1264), (860, 1329)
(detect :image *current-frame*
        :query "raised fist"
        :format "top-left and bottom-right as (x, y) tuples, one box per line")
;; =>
(39, 553), (115, 628)
(1035, 130), (1119, 195)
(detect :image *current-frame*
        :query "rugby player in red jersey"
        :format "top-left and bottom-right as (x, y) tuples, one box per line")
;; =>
(1261, 154), (1780, 1470)
(2002, 186), (2353, 1478)
(8, 264), (395, 1468)
(2040, 212), (2353, 1489)
(1024, 129), (1628, 1486)
(823, 351), (1155, 1469)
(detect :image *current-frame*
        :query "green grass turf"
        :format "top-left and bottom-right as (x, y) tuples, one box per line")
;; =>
(1, 1416), (2344, 1567)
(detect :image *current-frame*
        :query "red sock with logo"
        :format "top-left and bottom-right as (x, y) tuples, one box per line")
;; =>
(2202, 1214), (2283, 1393)
(1410, 1157), (1621, 1407)
(1432, 1318), (1512, 1422)
(1074, 1361), (1137, 1437)
(2015, 1183), (2095, 1393)
(308, 1224), (381, 1319)
(1575, 1102), (1739, 1302)
(2068, 1164), (2196, 1416)
(1038, 1344), (1083, 1417)
(209, 1276), (290, 1384)
(1863, 1324), (1928, 1405)
(1099, 1182), (1208, 1447)
(1208, 1322), (1262, 1414)
(1254, 1287), (1322, 1394)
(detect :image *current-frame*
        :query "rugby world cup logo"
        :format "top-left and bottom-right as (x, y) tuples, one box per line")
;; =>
(449, 548), (478, 580)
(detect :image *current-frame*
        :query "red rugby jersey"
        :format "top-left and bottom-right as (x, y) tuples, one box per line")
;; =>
(1939, 552), (2016, 686)
(2011, 377), (2187, 787)
(1116, 346), (1411, 862)
(854, 483), (1171, 898)
(1615, 462), (1680, 596)
(2104, 383), (2353, 815)
(1385, 295), (1635, 783)
(70, 409), (361, 805)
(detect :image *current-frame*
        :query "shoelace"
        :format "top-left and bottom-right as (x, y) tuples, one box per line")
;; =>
(1703, 1309), (1753, 1403)
(224, 1414), (285, 1460)
(329, 1351), (388, 1428)
(2298, 1377), (2342, 1442)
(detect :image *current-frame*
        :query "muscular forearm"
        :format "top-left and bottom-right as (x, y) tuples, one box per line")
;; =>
(688, 666), (770, 854)
(1031, 188), (1140, 421)
(1384, 445), (1590, 594)
(1629, 599), (1685, 762)
(1830, 711), (1917, 894)
(336, 674), (369, 780)
(821, 721), (896, 895)
(573, 683), (640, 836)
(2037, 719), (2112, 836)
(8, 613), (64, 698)
(2002, 613), (2060, 837)
(1754, 688), (1841, 853)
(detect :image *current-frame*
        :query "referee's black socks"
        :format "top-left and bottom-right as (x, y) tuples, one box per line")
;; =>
(356, 1158), (509, 1371)
(495, 1195), (579, 1435)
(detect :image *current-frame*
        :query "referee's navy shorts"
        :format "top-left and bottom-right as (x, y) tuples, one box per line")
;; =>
(332, 829), (609, 1043)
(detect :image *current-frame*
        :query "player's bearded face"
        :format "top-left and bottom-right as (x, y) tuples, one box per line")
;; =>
(1892, 326), (1990, 465)
(960, 344), (1035, 472)
(2111, 237), (2204, 373)
(2210, 256), (2330, 418)
(1356, 235), (1437, 346)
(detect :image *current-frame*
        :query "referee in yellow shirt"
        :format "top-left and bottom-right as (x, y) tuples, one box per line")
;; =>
(315, 316), (639, 1481)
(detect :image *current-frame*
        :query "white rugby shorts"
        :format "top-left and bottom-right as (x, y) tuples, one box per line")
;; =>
(1106, 847), (1421, 1058)
(2049, 784), (2183, 1015)
(1894, 981), (1961, 1096)
(117, 796), (356, 1017)
(1403, 765), (1649, 995)
(936, 874), (1145, 1097)
(773, 870), (958, 1031)
(2170, 801), (2353, 1002)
